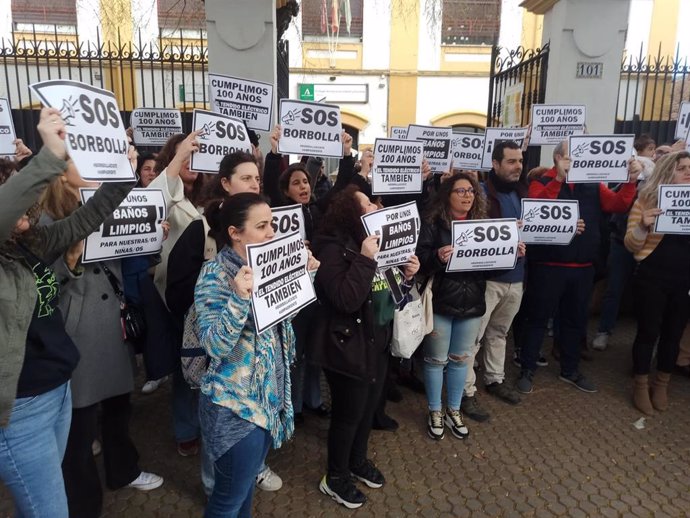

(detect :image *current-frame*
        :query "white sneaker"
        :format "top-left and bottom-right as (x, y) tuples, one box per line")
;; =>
(141, 376), (169, 395)
(127, 471), (164, 491)
(256, 466), (282, 491)
(427, 410), (445, 440)
(592, 332), (609, 351)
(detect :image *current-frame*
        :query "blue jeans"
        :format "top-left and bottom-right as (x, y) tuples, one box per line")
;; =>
(0, 382), (72, 518)
(204, 427), (271, 518)
(598, 239), (636, 334)
(172, 366), (200, 443)
(423, 314), (482, 411)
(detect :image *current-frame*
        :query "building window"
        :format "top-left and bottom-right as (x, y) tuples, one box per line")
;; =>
(11, 0), (77, 30)
(301, 0), (364, 40)
(442, 0), (501, 46)
(158, 0), (206, 30)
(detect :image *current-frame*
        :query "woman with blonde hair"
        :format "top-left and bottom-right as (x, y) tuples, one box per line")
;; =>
(625, 151), (690, 415)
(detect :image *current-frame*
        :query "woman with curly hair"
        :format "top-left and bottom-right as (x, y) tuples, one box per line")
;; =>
(416, 172), (489, 441)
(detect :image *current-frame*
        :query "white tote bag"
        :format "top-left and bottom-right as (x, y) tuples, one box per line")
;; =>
(391, 285), (427, 359)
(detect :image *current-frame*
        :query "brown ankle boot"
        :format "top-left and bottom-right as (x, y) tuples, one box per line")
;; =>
(650, 372), (671, 411)
(632, 375), (654, 415)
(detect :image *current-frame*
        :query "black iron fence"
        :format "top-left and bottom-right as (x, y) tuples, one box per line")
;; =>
(615, 44), (690, 145)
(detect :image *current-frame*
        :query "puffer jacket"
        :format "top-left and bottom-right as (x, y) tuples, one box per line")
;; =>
(416, 217), (486, 319)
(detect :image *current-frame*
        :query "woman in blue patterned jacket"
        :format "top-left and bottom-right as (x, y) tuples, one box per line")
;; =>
(193, 192), (296, 518)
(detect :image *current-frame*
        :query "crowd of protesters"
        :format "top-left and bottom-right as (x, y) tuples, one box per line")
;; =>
(1, 107), (690, 518)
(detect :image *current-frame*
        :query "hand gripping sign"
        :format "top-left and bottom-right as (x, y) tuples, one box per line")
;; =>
(190, 109), (252, 174)
(271, 204), (306, 240)
(361, 201), (421, 268)
(567, 134), (634, 183)
(449, 133), (485, 170)
(406, 124), (452, 174)
(30, 80), (135, 182)
(520, 199), (580, 245)
(246, 232), (317, 334)
(481, 127), (529, 171)
(0, 98), (17, 156)
(131, 108), (183, 146)
(278, 99), (342, 158)
(371, 139), (424, 195)
(209, 73), (274, 132)
(80, 188), (167, 263)
(655, 185), (690, 234)
(447, 218), (519, 272)
(529, 104), (586, 146)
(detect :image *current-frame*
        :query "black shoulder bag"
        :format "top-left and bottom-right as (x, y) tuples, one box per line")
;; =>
(100, 262), (147, 342)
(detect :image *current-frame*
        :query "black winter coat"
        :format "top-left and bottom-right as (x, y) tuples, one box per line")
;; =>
(416, 217), (486, 319)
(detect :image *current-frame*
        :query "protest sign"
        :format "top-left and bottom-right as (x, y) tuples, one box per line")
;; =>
(30, 80), (134, 182)
(80, 188), (166, 263)
(481, 127), (529, 170)
(361, 201), (420, 268)
(520, 199), (579, 245)
(406, 124), (452, 173)
(390, 126), (408, 139)
(675, 101), (690, 140)
(371, 139), (423, 195)
(209, 73), (274, 132)
(190, 109), (252, 174)
(567, 134), (634, 183)
(246, 232), (317, 334)
(278, 99), (342, 158)
(0, 98), (17, 156)
(449, 133), (485, 170)
(130, 107), (182, 146)
(655, 185), (690, 234)
(271, 204), (306, 240)
(447, 218), (519, 272)
(530, 104), (586, 146)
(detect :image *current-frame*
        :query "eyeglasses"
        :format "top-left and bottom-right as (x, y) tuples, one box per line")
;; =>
(452, 187), (476, 197)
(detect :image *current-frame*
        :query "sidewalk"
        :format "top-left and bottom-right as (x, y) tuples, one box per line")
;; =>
(2, 317), (690, 517)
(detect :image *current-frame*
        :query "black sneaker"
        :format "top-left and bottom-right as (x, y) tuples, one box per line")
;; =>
(485, 382), (521, 405)
(319, 474), (367, 509)
(372, 413), (399, 432)
(460, 395), (490, 422)
(351, 459), (385, 489)
(444, 408), (470, 439)
(516, 369), (534, 394)
(427, 410), (445, 440)
(536, 355), (549, 367)
(559, 372), (597, 393)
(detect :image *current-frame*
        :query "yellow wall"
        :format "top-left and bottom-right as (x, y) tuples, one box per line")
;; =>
(387, 0), (420, 130)
(100, 0), (136, 110)
(520, 10), (543, 50)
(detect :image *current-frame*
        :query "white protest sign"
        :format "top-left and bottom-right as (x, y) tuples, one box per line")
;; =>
(30, 80), (134, 182)
(79, 188), (166, 263)
(190, 109), (252, 174)
(406, 124), (452, 174)
(530, 104), (586, 146)
(655, 185), (690, 234)
(0, 98), (17, 156)
(371, 139), (423, 195)
(675, 101), (690, 140)
(449, 133), (485, 170)
(567, 134), (634, 183)
(209, 73), (274, 132)
(520, 199), (579, 245)
(130, 107), (182, 146)
(271, 204), (306, 240)
(246, 232), (316, 334)
(361, 201), (420, 268)
(278, 99), (342, 158)
(481, 127), (529, 170)
(447, 218), (519, 272)
(390, 126), (408, 139)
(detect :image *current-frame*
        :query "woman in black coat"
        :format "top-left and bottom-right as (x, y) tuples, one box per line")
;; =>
(309, 185), (419, 510)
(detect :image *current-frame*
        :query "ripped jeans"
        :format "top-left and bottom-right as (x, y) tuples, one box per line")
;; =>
(423, 313), (482, 412)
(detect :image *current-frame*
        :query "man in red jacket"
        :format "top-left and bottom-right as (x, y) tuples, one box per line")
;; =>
(516, 140), (641, 394)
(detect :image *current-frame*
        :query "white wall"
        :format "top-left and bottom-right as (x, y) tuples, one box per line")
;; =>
(415, 76), (488, 126)
(624, 0), (653, 59)
(284, 2), (302, 68)
(675, 0), (690, 60)
(0, 0), (11, 48)
(76, 0), (102, 44)
(362, 0), (391, 70)
(498, 0), (523, 50)
(418, 0), (441, 71)
(132, 0), (159, 44)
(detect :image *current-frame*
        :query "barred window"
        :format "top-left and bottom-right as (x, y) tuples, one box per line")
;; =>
(442, 0), (501, 46)
(301, 0), (364, 40)
(11, 0), (77, 27)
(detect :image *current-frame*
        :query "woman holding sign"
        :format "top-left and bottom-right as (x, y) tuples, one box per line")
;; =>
(194, 193), (298, 518)
(416, 172), (489, 441)
(310, 185), (419, 510)
(625, 151), (690, 415)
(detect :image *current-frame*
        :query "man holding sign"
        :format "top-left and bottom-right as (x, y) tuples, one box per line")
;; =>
(516, 139), (642, 396)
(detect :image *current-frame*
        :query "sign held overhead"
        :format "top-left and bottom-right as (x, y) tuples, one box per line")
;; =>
(209, 73), (274, 132)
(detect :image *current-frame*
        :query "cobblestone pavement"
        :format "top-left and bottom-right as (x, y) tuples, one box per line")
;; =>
(3, 317), (690, 517)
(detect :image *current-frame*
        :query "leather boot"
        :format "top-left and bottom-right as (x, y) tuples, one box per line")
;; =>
(650, 371), (671, 412)
(632, 375), (654, 415)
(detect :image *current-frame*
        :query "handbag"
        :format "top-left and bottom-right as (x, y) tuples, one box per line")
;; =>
(391, 284), (426, 359)
(419, 275), (434, 335)
(101, 262), (147, 342)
